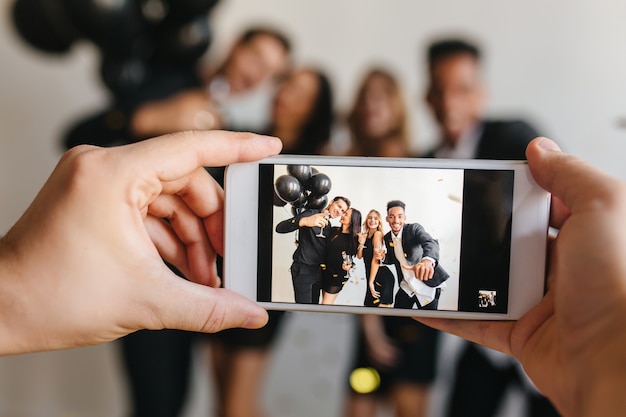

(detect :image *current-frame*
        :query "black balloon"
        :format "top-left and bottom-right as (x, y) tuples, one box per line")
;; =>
(62, 0), (146, 55)
(292, 192), (308, 208)
(287, 165), (312, 184)
(166, 0), (220, 21)
(306, 173), (332, 197)
(307, 194), (328, 210)
(273, 189), (287, 207)
(274, 175), (302, 204)
(152, 16), (212, 65)
(11, 0), (79, 54)
(100, 54), (148, 94)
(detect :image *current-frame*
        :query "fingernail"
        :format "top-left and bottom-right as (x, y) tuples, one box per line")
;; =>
(243, 312), (268, 329)
(537, 137), (561, 152)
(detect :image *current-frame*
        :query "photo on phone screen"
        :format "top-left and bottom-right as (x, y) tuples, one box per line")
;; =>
(257, 162), (515, 314)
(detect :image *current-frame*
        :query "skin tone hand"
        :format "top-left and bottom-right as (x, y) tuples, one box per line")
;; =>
(361, 315), (399, 368)
(416, 137), (626, 417)
(401, 258), (434, 280)
(131, 89), (223, 137)
(0, 131), (282, 355)
(298, 212), (329, 229)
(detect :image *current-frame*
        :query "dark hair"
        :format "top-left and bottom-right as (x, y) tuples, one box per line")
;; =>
(239, 27), (292, 55)
(333, 208), (362, 256)
(427, 38), (481, 69)
(333, 195), (351, 209)
(295, 69), (334, 155)
(386, 200), (406, 212)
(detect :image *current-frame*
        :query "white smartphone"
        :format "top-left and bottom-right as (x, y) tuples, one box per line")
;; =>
(224, 155), (550, 320)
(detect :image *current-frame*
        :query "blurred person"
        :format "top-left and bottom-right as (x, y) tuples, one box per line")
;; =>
(85, 26), (291, 417)
(208, 66), (334, 417)
(269, 68), (334, 154)
(343, 67), (440, 417)
(423, 38), (558, 417)
(63, 26), (292, 149)
(347, 68), (411, 157)
(321, 208), (362, 305)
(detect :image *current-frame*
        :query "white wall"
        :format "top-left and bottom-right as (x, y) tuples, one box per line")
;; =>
(1, 1), (626, 416)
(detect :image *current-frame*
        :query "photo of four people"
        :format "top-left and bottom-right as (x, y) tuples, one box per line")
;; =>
(271, 164), (463, 310)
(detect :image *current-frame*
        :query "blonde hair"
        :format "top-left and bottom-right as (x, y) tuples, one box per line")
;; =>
(347, 68), (410, 156)
(363, 209), (384, 234)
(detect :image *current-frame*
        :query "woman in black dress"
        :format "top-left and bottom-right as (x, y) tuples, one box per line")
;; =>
(321, 208), (362, 305)
(356, 209), (386, 307)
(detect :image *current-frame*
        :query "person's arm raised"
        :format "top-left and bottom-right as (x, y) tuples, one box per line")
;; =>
(0, 130), (281, 355)
(416, 137), (626, 417)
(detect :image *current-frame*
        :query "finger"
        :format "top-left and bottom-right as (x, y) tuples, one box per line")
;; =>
(118, 130), (282, 182)
(144, 215), (191, 278)
(549, 195), (570, 229)
(415, 317), (515, 356)
(526, 137), (625, 214)
(151, 278), (268, 332)
(148, 194), (218, 286)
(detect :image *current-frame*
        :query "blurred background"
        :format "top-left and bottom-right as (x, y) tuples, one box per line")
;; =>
(1, 0), (625, 416)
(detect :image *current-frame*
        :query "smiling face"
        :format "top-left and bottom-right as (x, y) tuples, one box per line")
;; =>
(328, 198), (349, 219)
(366, 211), (380, 231)
(224, 33), (289, 94)
(340, 208), (353, 226)
(386, 206), (406, 234)
(272, 70), (320, 132)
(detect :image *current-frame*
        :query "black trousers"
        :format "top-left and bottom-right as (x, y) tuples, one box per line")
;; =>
(120, 329), (193, 417)
(394, 286), (441, 310)
(291, 262), (322, 304)
(446, 343), (560, 417)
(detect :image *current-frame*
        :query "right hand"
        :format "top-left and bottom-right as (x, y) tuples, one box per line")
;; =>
(417, 137), (626, 416)
(299, 213), (330, 228)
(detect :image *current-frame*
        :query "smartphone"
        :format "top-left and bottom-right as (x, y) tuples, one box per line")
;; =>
(224, 155), (550, 320)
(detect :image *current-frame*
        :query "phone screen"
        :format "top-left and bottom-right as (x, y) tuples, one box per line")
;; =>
(257, 163), (514, 314)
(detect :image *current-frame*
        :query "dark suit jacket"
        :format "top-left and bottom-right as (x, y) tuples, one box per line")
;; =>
(424, 119), (539, 160)
(383, 223), (450, 288)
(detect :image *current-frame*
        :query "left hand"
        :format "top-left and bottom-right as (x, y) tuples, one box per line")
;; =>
(402, 259), (434, 280)
(0, 130), (281, 355)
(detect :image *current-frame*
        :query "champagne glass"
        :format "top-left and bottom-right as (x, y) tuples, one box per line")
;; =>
(376, 242), (387, 265)
(359, 227), (368, 249)
(342, 251), (352, 279)
(315, 212), (330, 238)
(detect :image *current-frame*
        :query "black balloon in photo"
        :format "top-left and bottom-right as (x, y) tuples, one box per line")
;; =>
(274, 175), (302, 204)
(306, 173), (331, 197)
(273, 188), (287, 207)
(287, 165), (312, 184)
(292, 192), (308, 208)
(307, 194), (328, 210)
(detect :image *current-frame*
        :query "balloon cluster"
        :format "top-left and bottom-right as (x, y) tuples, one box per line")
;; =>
(11, 0), (219, 96)
(274, 165), (332, 216)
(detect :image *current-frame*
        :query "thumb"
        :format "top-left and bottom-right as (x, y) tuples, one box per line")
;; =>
(150, 279), (268, 333)
(401, 263), (414, 270)
(526, 137), (618, 214)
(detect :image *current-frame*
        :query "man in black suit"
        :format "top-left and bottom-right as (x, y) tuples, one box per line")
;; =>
(423, 38), (559, 417)
(374, 200), (449, 310)
(275, 196), (350, 304)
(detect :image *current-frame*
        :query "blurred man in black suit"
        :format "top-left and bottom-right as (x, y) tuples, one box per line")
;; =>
(423, 38), (559, 417)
